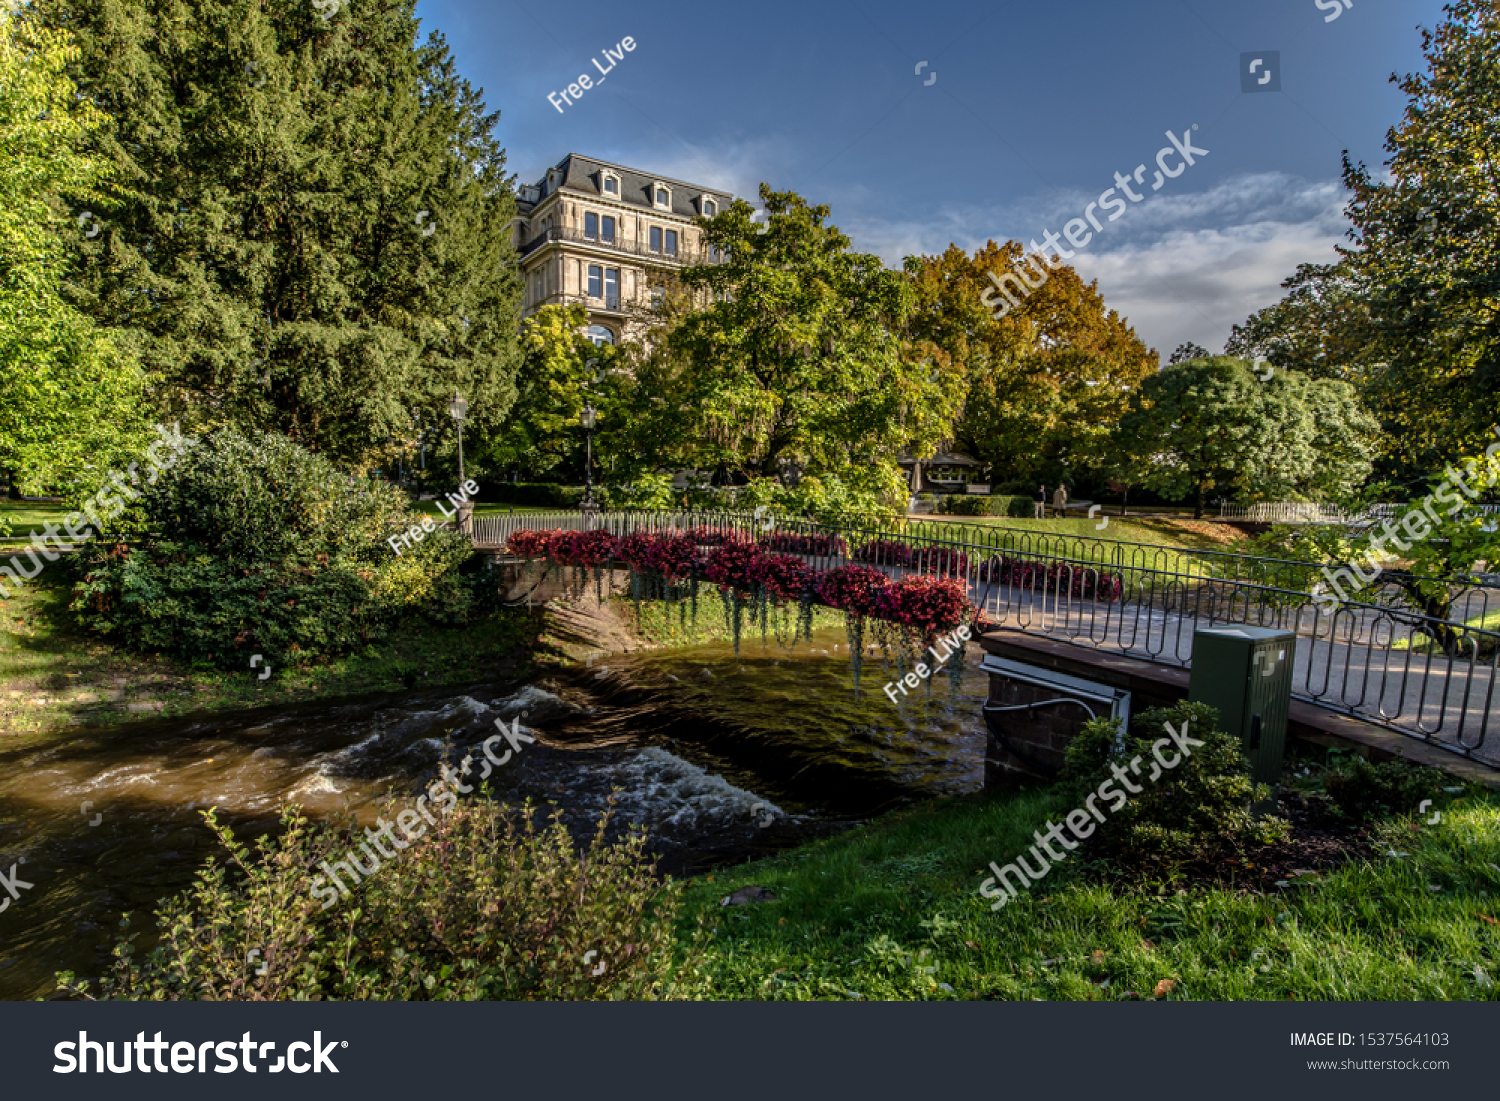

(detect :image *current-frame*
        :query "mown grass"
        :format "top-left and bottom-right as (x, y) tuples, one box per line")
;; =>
(680, 786), (1500, 1000)
(0, 568), (539, 737)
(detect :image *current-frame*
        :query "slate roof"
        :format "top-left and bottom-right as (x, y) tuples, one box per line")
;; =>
(517, 154), (735, 220)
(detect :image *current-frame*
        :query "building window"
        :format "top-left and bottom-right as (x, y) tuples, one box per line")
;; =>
(588, 265), (602, 298)
(704, 199), (716, 216)
(649, 226), (662, 253)
(650, 284), (665, 307)
(584, 212), (598, 241)
(604, 268), (618, 304)
(602, 175), (618, 196)
(654, 187), (669, 209)
(602, 215), (615, 244)
(665, 230), (678, 257)
(587, 325), (614, 346)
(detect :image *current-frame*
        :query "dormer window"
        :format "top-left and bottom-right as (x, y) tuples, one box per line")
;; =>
(601, 172), (620, 197)
(703, 198), (717, 216)
(653, 185), (671, 210)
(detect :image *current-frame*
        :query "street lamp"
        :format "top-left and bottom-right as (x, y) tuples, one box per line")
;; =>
(448, 391), (468, 483)
(448, 390), (473, 535)
(579, 402), (599, 519)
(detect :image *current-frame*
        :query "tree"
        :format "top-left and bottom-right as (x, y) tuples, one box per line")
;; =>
(905, 241), (1157, 485)
(1224, 262), (1373, 384)
(0, 11), (147, 497)
(1340, 0), (1500, 470)
(1167, 342), (1210, 365)
(1112, 358), (1378, 516)
(36, 0), (523, 463)
(640, 187), (934, 507)
(480, 304), (629, 482)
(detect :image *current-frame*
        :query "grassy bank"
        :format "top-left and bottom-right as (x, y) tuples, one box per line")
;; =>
(0, 568), (539, 737)
(681, 784), (1500, 1000)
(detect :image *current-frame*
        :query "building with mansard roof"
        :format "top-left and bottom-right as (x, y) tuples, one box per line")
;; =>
(513, 154), (735, 346)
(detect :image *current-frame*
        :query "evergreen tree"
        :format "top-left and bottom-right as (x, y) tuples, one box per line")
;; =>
(36, 0), (522, 463)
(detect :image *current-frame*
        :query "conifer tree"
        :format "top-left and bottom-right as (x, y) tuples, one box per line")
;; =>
(36, 0), (522, 462)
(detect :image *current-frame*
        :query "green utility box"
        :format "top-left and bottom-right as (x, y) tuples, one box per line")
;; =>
(1187, 626), (1296, 811)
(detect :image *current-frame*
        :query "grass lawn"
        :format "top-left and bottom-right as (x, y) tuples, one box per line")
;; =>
(905, 514), (1254, 573)
(0, 569), (539, 738)
(681, 779), (1500, 1000)
(0, 498), (69, 537)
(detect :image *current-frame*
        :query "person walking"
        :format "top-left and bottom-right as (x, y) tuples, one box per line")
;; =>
(1034, 485), (1047, 520)
(1053, 483), (1069, 519)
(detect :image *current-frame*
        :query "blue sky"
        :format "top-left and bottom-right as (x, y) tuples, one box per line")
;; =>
(416, 0), (1447, 359)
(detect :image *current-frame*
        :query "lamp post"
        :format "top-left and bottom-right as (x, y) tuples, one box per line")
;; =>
(579, 402), (599, 522)
(448, 390), (473, 535)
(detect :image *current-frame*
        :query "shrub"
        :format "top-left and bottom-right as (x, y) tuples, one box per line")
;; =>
(1059, 701), (1290, 857)
(485, 482), (585, 508)
(1000, 495), (1035, 518)
(939, 494), (991, 516)
(59, 800), (706, 1001)
(1323, 755), (1448, 821)
(852, 537), (968, 572)
(69, 429), (475, 668)
(601, 472), (676, 511)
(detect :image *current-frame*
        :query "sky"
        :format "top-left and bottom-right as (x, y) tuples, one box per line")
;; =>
(414, 0), (1448, 360)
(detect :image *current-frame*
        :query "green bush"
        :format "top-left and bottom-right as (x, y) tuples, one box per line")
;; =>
(486, 482), (584, 508)
(1323, 754), (1448, 821)
(1000, 495), (1034, 518)
(69, 428), (476, 668)
(1060, 700), (1289, 857)
(601, 472), (676, 510)
(60, 798), (706, 1001)
(939, 494), (991, 516)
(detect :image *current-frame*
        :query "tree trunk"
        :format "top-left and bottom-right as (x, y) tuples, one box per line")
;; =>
(1195, 481), (1206, 519)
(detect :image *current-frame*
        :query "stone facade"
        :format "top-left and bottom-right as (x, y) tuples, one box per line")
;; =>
(513, 154), (735, 345)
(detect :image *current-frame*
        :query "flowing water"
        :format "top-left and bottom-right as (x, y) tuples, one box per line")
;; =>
(0, 626), (990, 1001)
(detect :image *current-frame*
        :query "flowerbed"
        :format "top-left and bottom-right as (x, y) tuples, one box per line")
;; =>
(852, 537), (969, 574)
(503, 528), (975, 659)
(758, 531), (848, 557)
(978, 555), (1123, 601)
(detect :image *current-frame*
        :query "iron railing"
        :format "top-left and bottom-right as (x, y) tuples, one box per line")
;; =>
(472, 508), (1500, 763)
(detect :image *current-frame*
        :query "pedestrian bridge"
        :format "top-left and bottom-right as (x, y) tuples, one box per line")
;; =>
(471, 508), (1500, 770)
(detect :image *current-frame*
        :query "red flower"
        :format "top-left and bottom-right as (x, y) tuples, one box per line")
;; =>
(817, 566), (892, 618)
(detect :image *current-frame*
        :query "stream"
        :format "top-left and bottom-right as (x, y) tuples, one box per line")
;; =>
(0, 626), (990, 1001)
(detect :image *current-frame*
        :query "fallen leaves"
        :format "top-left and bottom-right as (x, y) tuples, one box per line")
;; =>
(1153, 978), (1176, 997)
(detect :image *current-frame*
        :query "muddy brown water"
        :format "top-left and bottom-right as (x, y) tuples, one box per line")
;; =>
(0, 626), (989, 1000)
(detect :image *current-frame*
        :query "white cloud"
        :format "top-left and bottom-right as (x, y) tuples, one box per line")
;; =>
(841, 172), (1353, 359)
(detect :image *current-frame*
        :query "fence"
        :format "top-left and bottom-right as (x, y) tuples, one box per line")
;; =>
(1220, 501), (1500, 524)
(472, 508), (1499, 763)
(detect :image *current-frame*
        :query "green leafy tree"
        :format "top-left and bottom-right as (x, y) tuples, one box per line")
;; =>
(1110, 358), (1269, 517)
(1224, 262), (1374, 384)
(0, 11), (147, 497)
(904, 242), (1157, 485)
(1110, 358), (1374, 516)
(639, 187), (932, 507)
(1340, 0), (1500, 470)
(480, 304), (628, 482)
(36, 0), (523, 463)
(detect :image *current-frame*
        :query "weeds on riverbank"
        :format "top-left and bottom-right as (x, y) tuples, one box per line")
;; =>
(58, 799), (708, 1001)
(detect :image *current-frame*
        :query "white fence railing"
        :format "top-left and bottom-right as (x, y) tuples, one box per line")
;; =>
(1220, 501), (1500, 525)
